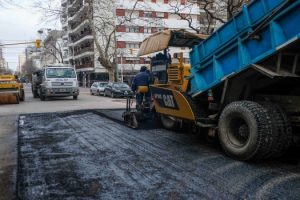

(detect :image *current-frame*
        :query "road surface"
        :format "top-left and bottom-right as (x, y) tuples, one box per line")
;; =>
(0, 86), (128, 200)
(17, 110), (300, 199)
(1, 86), (300, 199)
(0, 85), (128, 115)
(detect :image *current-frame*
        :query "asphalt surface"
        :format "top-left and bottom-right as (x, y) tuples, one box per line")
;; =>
(0, 86), (129, 200)
(17, 110), (300, 200)
(0, 115), (18, 200)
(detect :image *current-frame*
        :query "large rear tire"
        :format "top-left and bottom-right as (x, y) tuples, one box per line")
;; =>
(259, 102), (292, 158)
(160, 114), (178, 130)
(218, 101), (273, 160)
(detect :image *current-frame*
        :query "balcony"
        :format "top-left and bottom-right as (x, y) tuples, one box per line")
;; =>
(70, 16), (89, 29)
(74, 47), (94, 56)
(75, 62), (94, 69)
(70, 29), (92, 43)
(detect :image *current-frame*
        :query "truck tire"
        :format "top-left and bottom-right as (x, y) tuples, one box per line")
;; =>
(160, 114), (178, 130)
(218, 101), (273, 160)
(15, 94), (20, 104)
(259, 102), (292, 158)
(32, 87), (38, 98)
(40, 95), (45, 101)
(73, 95), (78, 100)
(20, 90), (25, 101)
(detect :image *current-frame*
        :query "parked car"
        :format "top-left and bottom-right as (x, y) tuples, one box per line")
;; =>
(90, 82), (108, 96)
(103, 82), (134, 98)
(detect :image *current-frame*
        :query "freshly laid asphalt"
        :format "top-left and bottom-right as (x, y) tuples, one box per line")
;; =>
(16, 110), (300, 200)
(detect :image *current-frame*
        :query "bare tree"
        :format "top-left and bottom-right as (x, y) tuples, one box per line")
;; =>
(34, 0), (163, 82)
(41, 30), (64, 64)
(169, 0), (248, 34)
(87, 0), (163, 81)
(21, 58), (38, 81)
(32, 0), (62, 25)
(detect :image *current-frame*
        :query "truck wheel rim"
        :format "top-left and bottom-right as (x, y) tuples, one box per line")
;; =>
(227, 115), (250, 147)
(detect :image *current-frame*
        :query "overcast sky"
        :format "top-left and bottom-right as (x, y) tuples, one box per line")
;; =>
(0, 0), (60, 71)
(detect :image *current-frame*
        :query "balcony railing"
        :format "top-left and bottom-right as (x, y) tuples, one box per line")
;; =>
(74, 47), (94, 56)
(70, 16), (89, 29)
(75, 63), (94, 69)
(71, 30), (92, 42)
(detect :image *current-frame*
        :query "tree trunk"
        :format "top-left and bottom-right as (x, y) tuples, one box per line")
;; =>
(108, 69), (115, 82)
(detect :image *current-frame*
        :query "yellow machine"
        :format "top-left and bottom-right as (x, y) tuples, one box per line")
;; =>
(136, 30), (207, 129)
(0, 74), (25, 104)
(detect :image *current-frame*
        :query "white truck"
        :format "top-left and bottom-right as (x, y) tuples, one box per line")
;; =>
(32, 65), (79, 101)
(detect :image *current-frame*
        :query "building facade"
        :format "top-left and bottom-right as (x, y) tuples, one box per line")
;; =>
(17, 53), (26, 73)
(0, 47), (8, 71)
(61, 0), (218, 86)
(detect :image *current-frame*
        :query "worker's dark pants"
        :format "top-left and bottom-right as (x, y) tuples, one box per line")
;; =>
(136, 92), (151, 106)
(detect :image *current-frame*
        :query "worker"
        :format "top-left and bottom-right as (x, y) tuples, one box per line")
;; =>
(131, 66), (150, 109)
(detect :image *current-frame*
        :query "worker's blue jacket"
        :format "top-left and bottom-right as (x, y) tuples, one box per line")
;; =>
(131, 71), (149, 91)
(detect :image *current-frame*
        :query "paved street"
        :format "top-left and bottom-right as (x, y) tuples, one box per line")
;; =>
(0, 87), (130, 200)
(0, 85), (128, 115)
(17, 111), (300, 199)
(1, 87), (300, 200)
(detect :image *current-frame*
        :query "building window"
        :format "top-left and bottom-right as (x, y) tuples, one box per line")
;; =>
(151, 27), (157, 33)
(117, 41), (126, 48)
(144, 12), (152, 18)
(126, 26), (140, 33)
(126, 58), (140, 64)
(126, 42), (140, 49)
(157, 27), (164, 32)
(144, 27), (152, 33)
(156, 12), (164, 18)
(144, 57), (151, 64)
(116, 9), (125, 16)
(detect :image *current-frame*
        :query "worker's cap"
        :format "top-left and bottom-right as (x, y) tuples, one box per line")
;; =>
(140, 66), (147, 72)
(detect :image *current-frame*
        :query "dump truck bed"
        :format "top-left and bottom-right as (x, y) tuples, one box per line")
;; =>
(190, 0), (300, 96)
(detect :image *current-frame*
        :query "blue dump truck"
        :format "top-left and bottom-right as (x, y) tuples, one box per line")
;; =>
(128, 0), (300, 160)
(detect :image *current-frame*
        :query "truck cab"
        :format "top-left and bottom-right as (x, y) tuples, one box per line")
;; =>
(32, 65), (79, 101)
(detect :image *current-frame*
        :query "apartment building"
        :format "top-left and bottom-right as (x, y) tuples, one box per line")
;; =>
(0, 47), (8, 71)
(61, 0), (218, 86)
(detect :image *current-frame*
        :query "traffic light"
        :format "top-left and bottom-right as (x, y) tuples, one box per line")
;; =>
(35, 39), (41, 48)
